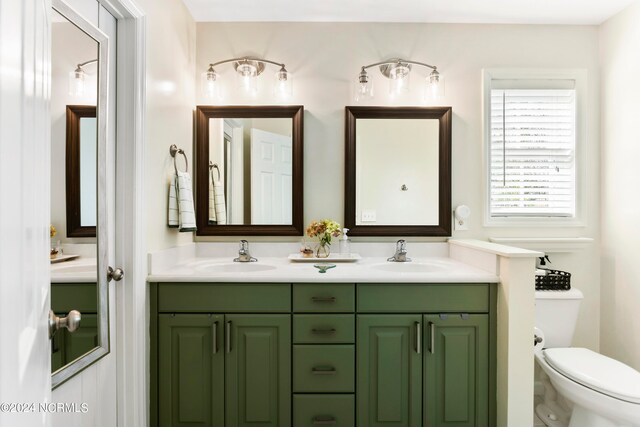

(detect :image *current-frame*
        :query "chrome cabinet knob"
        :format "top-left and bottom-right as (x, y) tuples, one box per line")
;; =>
(107, 266), (124, 282)
(48, 310), (81, 339)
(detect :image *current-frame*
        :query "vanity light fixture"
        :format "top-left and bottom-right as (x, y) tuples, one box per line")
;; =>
(356, 58), (444, 101)
(202, 57), (292, 101)
(68, 59), (97, 97)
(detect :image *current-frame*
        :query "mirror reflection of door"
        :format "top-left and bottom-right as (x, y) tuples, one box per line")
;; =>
(50, 8), (98, 374)
(208, 117), (293, 225)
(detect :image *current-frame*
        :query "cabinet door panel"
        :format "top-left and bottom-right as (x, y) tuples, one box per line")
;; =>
(357, 315), (422, 427)
(424, 314), (489, 427)
(225, 314), (291, 427)
(158, 314), (223, 427)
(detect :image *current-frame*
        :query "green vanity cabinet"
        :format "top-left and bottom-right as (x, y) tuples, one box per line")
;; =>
(151, 282), (496, 427)
(357, 315), (423, 427)
(153, 284), (292, 427)
(424, 314), (489, 427)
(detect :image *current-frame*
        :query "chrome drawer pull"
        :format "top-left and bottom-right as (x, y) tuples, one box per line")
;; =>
(415, 321), (421, 354)
(212, 321), (218, 354)
(226, 321), (232, 353)
(312, 328), (337, 335)
(429, 321), (435, 354)
(311, 296), (336, 303)
(311, 366), (337, 375)
(312, 416), (337, 425)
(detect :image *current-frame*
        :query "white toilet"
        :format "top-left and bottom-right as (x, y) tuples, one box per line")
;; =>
(535, 289), (640, 427)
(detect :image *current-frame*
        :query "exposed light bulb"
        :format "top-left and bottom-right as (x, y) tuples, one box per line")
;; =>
(355, 68), (373, 101)
(68, 67), (85, 97)
(274, 67), (292, 99)
(201, 66), (221, 101)
(425, 69), (445, 100)
(388, 63), (410, 96)
(236, 62), (258, 96)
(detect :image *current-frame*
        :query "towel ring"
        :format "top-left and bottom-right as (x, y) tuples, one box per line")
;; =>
(169, 144), (188, 174)
(209, 161), (221, 182)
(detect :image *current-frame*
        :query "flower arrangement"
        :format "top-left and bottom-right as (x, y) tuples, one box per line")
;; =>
(50, 225), (58, 259)
(306, 219), (341, 258)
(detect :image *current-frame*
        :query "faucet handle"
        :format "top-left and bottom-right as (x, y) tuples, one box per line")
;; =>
(239, 240), (249, 252)
(396, 239), (407, 252)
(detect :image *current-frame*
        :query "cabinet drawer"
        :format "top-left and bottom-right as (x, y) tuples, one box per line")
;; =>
(293, 315), (354, 344)
(293, 284), (354, 313)
(293, 345), (354, 392)
(357, 283), (490, 313)
(157, 283), (291, 312)
(294, 394), (354, 427)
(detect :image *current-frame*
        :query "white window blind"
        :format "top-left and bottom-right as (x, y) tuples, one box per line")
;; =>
(489, 87), (576, 217)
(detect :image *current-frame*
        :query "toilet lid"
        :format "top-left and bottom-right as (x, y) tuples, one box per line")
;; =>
(544, 348), (640, 404)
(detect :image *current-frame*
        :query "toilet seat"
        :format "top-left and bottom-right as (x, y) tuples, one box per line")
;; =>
(544, 347), (640, 404)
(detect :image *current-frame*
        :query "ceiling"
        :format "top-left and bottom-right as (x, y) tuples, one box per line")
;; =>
(183, 0), (636, 24)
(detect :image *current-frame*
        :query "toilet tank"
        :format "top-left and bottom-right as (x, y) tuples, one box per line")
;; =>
(535, 288), (583, 348)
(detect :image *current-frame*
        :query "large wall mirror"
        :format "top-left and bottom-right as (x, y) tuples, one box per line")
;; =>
(50, 0), (110, 388)
(195, 106), (304, 235)
(345, 106), (452, 236)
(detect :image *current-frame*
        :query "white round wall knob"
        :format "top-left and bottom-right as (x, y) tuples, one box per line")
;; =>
(454, 205), (471, 220)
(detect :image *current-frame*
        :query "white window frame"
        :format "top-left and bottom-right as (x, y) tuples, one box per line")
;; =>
(482, 69), (588, 228)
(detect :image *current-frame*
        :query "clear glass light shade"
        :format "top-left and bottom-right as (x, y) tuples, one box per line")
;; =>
(201, 70), (221, 101)
(68, 69), (85, 97)
(236, 63), (258, 96)
(425, 72), (445, 100)
(388, 64), (411, 96)
(355, 78), (373, 101)
(274, 69), (293, 99)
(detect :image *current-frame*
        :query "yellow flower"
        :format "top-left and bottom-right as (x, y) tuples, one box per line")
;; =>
(50, 225), (56, 239)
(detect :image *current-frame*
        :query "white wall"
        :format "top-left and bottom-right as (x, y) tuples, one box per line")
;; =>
(139, 0), (196, 252)
(599, 1), (640, 370)
(195, 22), (601, 349)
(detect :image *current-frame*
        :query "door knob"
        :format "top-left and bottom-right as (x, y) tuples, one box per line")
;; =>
(49, 310), (81, 339)
(107, 266), (124, 282)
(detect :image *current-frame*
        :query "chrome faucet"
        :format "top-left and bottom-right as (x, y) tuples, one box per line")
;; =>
(387, 239), (411, 262)
(233, 240), (258, 263)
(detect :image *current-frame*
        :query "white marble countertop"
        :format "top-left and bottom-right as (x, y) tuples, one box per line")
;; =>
(50, 257), (96, 283)
(148, 254), (499, 283)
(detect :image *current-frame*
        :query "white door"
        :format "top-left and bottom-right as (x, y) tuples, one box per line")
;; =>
(250, 129), (293, 224)
(0, 0), (52, 425)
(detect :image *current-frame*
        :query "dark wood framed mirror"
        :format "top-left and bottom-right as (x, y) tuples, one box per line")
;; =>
(65, 104), (97, 238)
(195, 105), (304, 235)
(344, 106), (452, 236)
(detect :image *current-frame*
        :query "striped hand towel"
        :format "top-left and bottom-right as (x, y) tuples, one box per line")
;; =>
(168, 177), (179, 228)
(209, 169), (227, 225)
(168, 172), (197, 232)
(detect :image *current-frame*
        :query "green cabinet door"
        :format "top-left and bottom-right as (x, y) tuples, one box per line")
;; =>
(424, 314), (489, 427)
(357, 315), (422, 427)
(225, 314), (291, 427)
(158, 314), (224, 427)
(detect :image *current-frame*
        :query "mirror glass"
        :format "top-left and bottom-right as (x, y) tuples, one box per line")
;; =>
(195, 106), (304, 236)
(208, 117), (293, 225)
(50, 7), (99, 375)
(345, 107), (452, 236)
(356, 118), (439, 225)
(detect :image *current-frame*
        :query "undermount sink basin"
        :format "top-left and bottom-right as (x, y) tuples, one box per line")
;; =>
(52, 265), (96, 274)
(372, 262), (445, 273)
(194, 262), (277, 274)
